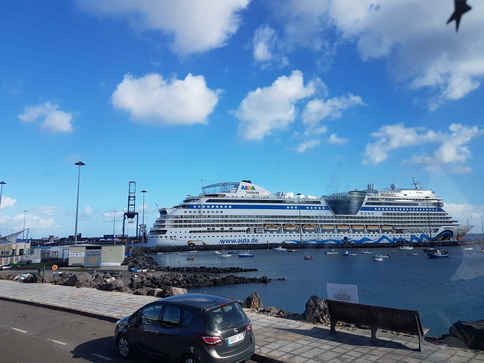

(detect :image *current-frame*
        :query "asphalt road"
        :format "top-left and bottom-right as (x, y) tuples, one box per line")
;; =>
(0, 300), (259, 363)
(0, 299), (126, 362)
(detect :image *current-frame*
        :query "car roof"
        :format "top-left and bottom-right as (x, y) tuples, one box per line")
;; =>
(158, 293), (237, 311)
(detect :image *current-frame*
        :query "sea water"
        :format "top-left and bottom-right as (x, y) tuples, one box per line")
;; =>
(153, 246), (484, 337)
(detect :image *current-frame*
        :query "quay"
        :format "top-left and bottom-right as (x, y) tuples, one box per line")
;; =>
(0, 280), (483, 362)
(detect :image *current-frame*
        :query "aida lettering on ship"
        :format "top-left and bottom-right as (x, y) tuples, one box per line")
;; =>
(147, 179), (473, 246)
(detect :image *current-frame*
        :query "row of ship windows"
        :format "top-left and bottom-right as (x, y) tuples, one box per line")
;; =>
(170, 216), (451, 221)
(175, 212), (449, 219)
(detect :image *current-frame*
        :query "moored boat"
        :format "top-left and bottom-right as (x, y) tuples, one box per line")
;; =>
(343, 250), (358, 256)
(147, 179), (473, 246)
(238, 251), (254, 258)
(426, 249), (449, 258)
(399, 245), (414, 250)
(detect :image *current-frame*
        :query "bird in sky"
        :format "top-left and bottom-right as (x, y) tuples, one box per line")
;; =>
(447, 0), (472, 31)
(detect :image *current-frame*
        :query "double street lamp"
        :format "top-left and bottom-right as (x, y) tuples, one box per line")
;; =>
(141, 190), (147, 247)
(74, 161), (85, 244)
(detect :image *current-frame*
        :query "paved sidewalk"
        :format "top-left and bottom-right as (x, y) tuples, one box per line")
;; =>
(0, 280), (483, 362)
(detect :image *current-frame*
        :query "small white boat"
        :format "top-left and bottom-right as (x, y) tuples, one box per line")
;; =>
(273, 246), (287, 252)
(325, 249), (339, 255)
(463, 247), (473, 251)
(214, 250), (222, 255)
(343, 250), (358, 256)
(399, 245), (413, 250)
(427, 249), (449, 258)
(374, 254), (391, 259)
(361, 250), (372, 254)
(238, 251), (254, 258)
(373, 257), (384, 262)
(219, 253), (232, 258)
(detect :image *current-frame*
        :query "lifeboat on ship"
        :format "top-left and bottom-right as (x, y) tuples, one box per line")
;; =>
(367, 225), (379, 231)
(283, 224), (299, 231)
(351, 225), (364, 231)
(264, 224), (280, 231)
(303, 224), (318, 232)
(381, 225), (393, 231)
(337, 225), (350, 231)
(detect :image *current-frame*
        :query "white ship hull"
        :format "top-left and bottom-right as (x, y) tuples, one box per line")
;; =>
(147, 180), (473, 247)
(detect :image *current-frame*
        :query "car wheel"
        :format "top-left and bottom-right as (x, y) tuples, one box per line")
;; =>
(181, 353), (200, 363)
(117, 335), (132, 359)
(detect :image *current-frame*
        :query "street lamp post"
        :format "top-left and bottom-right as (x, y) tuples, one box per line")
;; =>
(0, 181), (6, 210)
(113, 211), (116, 244)
(141, 190), (147, 247)
(74, 161), (85, 245)
(22, 211), (27, 240)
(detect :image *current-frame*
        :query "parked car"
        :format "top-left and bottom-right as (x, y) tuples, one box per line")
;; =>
(114, 293), (255, 362)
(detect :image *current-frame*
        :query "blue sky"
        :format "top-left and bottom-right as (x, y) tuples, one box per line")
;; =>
(1, 0), (484, 239)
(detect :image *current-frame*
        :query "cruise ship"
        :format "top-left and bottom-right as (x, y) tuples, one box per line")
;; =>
(146, 179), (473, 246)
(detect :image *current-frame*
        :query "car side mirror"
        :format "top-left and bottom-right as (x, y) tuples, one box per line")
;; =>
(131, 316), (140, 327)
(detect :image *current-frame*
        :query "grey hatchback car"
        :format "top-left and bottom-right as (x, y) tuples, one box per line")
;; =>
(114, 293), (255, 362)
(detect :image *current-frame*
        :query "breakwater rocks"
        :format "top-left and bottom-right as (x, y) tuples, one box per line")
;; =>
(125, 252), (260, 274)
(0, 269), (271, 298)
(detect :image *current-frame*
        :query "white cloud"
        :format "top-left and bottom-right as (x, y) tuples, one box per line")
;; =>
(301, 94), (364, 128)
(76, 0), (250, 56)
(445, 203), (484, 228)
(0, 196), (16, 209)
(235, 70), (318, 140)
(18, 102), (73, 133)
(268, 0), (484, 108)
(112, 73), (221, 125)
(363, 123), (483, 172)
(327, 133), (348, 144)
(296, 139), (320, 153)
(253, 25), (276, 62)
(252, 25), (289, 68)
(268, 0), (331, 52)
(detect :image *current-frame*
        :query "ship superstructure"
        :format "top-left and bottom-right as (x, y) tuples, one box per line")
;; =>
(147, 179), (472, 246)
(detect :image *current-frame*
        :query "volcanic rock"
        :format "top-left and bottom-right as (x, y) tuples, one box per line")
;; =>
(449, 320), (484, 350)
(302, 295), (330, 324)
(242, 292), (263, 309)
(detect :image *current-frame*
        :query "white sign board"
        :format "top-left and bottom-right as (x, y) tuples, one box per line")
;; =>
(327, 283), (359, 303)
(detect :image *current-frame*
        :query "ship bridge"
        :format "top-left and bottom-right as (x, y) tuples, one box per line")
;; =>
(201, 181), (272, 197)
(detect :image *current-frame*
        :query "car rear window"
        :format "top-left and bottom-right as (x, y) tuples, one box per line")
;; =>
(203, 302), (246, 331)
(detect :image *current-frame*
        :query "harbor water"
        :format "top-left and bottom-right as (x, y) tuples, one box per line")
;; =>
(153, 245), (484, 337)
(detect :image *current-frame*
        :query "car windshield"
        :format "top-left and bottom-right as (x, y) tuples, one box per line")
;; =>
(204, 303), (245, 332)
